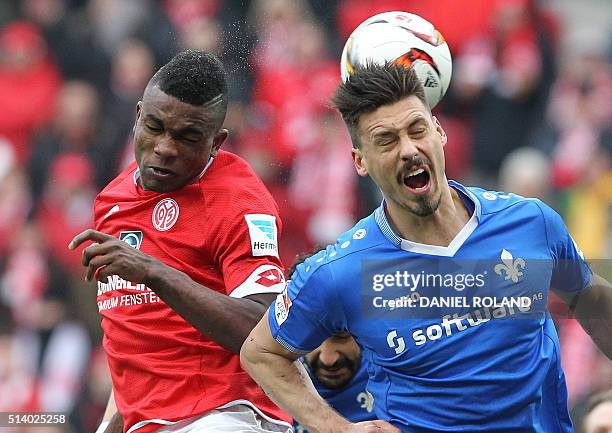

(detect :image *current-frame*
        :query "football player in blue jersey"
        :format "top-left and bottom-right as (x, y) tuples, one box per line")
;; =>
(287, 253), (376, 432)
(241, 63), (612, 433)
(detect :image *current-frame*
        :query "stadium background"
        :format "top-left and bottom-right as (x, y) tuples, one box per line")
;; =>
(0, 0), (609, 431)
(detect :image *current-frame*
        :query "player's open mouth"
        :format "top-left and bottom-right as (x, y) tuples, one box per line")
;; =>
(402, 165), (431, 195)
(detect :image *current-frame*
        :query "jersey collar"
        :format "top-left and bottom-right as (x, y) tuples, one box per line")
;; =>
(133, 156), (216, 188)
(374, 180), (481, 257)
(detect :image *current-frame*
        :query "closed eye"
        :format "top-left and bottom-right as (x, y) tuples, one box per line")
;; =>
(374, 135), (396, 146)
(145, 123), (163, 133)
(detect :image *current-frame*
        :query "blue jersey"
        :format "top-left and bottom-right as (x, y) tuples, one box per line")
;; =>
(294, 360), (375, 433)
(269, 182), (592, 433)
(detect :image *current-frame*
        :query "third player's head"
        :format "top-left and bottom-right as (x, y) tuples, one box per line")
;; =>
(134, 50), (229, 193)
(332, 63), (448, 217)
(304, 332), (361, 390)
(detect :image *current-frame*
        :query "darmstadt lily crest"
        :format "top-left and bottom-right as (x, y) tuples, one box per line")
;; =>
(494, 249), (526, 283)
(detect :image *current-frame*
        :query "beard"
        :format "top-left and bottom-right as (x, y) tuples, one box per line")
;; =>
(306, 353), (361, 390)
(409, 190), (442, 217)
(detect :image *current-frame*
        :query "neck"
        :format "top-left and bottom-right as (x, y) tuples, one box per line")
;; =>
(384, 182), (472, 247)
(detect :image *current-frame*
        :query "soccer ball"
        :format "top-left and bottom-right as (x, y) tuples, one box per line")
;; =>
(340, 11), (452, 109)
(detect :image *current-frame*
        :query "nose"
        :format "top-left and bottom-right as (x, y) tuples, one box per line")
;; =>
(398, 133), (419, 160)
(153, 134), (178, 159)
(318, 342), (341, 367)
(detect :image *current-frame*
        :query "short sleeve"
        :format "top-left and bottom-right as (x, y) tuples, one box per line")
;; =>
(539, 202), (592, 294)
(214, 193), (285, 298)
(269, 258), (346, 355)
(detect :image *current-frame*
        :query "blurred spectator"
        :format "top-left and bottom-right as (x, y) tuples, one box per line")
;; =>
(544, 43), (612, 259)
(22, 0), (111, 89)
(163, 0), (220, 31)
(0, 141), (32, 256)
(101, 38), (155, 180)
(581, 390), (612, 433)
(0, 21), (61, 162)
(335, 0), (500, 59)
(498, 146), (551, 200)
(288, 109), (355, 245)
(179, 16), (222, 54)
(35, 153), (96, 275)
(29, 80), (102, 199)
(90, 0), (179, 67)
(0, 303), (36, 412)
(252, 18), (339, 167)
(453, 0), (558, 181)
(546, 49), (612, 191)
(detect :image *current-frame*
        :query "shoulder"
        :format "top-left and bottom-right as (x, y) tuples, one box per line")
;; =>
(199, 150), (279, 215)
(292, 213), (387, 286)
(457, 182), (549, 219)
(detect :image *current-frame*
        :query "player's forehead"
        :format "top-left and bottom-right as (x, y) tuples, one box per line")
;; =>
(141, 85), (214, 129)
(359, 96), (430, 137)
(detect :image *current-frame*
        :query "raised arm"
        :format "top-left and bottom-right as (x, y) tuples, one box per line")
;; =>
(558, 273), (612, 360)
(69, 229), (274, 353)
(241, 316), (400, 433)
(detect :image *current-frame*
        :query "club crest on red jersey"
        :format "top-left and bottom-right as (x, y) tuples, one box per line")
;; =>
(152, 198), (179, 231)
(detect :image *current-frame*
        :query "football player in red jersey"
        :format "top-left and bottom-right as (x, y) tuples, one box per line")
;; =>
(69, 51), (291, 433)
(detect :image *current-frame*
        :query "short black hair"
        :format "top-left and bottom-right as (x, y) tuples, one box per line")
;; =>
(332, 63), (428, 148)
(286, 248), (321, 280)
(149, 50), (228, 130)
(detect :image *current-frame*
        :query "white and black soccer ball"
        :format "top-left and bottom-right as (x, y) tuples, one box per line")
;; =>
(340, 11), (452, 109)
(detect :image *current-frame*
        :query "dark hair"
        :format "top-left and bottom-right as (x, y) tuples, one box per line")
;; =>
(287, 246), (324, 279)
(149, 50), (228, 130)
(332, 63), (428, 148)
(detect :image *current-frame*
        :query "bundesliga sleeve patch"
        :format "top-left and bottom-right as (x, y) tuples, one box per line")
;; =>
(244, 214), (279, 257)
(274, 283), (292, 326)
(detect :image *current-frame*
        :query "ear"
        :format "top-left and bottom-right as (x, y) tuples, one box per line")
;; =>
(211, 128), (228, 156)
(133, 101), (142, 132)
(432, 116), (447, 147)
(352, 147), (368, 177)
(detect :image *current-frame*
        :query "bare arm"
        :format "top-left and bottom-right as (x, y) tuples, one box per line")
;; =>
(96, 390), (123, 433)
(69, 229), (275, 353)
(557, 273), (612, 360)
(240, 316), (400, 433)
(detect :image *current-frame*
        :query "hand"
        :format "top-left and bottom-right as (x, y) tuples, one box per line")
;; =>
(345, 420), (402, 433)
(68, 229), (162, 284)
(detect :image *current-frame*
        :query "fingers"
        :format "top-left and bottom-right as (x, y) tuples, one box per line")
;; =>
(68, 229), (114, 250)
(86, 255), (113, 282)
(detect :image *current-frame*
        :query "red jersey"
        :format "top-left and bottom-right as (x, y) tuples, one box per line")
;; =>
(94, 151), (290, 433)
